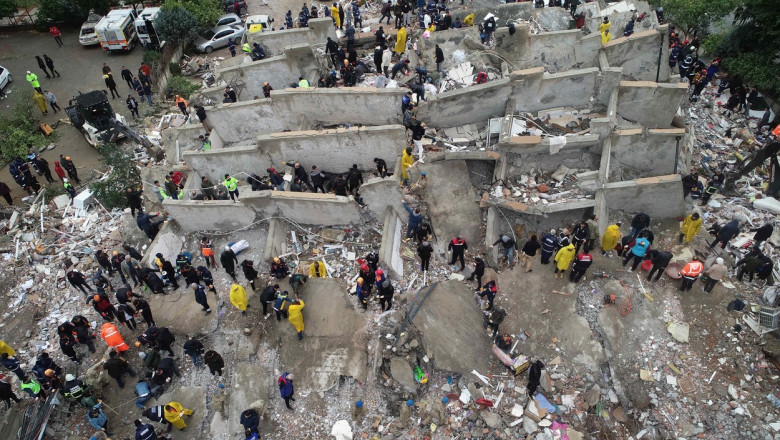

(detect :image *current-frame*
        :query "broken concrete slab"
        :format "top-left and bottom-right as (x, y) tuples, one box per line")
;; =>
(390, 357), (417, 392)
(420, 160), (483, 249)
(666, 322), (690, 343)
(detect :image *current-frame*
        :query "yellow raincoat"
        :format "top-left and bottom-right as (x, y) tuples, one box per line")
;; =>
(0, 341), (15, 357)
(229, 283), (248, 311)
(598, 21), (611, 34)
(601, 224), (621, 252)
(164, 401), (193, 430)
(401, 149), (414, 180)
(395, 27), (407, 54)
(680, 214), (702, 243)
(463, 13), (474, 26)
(331, 6), (340, 28)
(601, 31), (611, 45)
(33, 91), (47, 113)
(554, 244), (576, 271)
(288, 300), (305, 332)
(308, 261), (326, 277)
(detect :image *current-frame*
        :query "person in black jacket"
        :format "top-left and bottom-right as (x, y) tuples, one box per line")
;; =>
(378, 280), (394, 311)
(347, 164), (363, 196)
(221, 247), (238, 281)
(67, 269), (93, 295)
(417, 238), (433, 272)
(241, 409), (260, 434)
(260, 284), (279, 318)
(448, 236), (468, 271)
(572, 221), (589, 253)
(241, 260), (259, 290)
(467, 257), (485, 288)
(569, 248), (593, 282)
(132, 298), (156, 327)
(309, 166), (327, 193)
(0, 374), (21, 409)
(72, 316), (97, 352)
(183, 337), (204, 367)
(104, 351), (136, 388)
(374, 158), (388, 178)
(434, 44), (444, 72)
(629, 213), (650, 239)
(196, 266), (217, 294)
(521, 235), (541, 272)
(646, 249), (673, 282)
(204, 350), (224, 376)
(95, 249), (114, 276)
(753, 223), (774, 248)
(285, 161), (313, 191)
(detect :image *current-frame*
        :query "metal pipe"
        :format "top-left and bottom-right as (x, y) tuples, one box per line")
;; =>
(674, 135), (682, 174)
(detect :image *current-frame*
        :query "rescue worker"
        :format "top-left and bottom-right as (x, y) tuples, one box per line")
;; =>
(622, 233), (650, 272)
(553, 243), (576, 279)
(134, 419), (158, 440)
(466, 257), (485, 288)
(164, 401), (194, 430)
(63, 373), (89, 404)
(223, 173), (239, 201)
(378, 280), (394, 311)
(400, 147), (414, 185)
(240, 260), (258, 290)
(204, 350), (224, 376)
(540, 229), (559, 264)
(417, 238), (433, 272)
(476, 280), (497, 311)
(0, 374), (20, 408)
(174, 95), (187, 116)
(288, 299), (305, 340)
(570, 247), (593, 282)
(309, 260), (327, 277)
(191, 283), (212, 314)
(646, 249), (673, 282)
(100, 322), (129, 353)
(679, 212), (702, 243)
(601, 222), (621, 256)
(200, 237), (217, 268)
(196, 266), (217, 294)
(221, 246), (238, 280)
(229, 283), (248, 315)
(491, 235), (517, 267)
(278, 372), (295, 409)
(103, 350), (136, 388)
(260, 284), (279, 318)
(91, 294), (117, 322)
(483, 306), (506, 338)
(270, 256), (290, 279)
(710, 219), (740, 249)
(21, 376), (46, 399)
(703, 257), (727, 293)
(572, 221), (589, 253)
(448, 236), (468, 271)
(679, 256), (704, 291)
(289, 273), (307, 295)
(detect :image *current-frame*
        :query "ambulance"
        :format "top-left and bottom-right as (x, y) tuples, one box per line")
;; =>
(96, 7), (139, 52)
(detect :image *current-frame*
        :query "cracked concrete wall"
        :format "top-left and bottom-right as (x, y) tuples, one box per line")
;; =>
(524, 30), (600, 73)
(576, 1), (659, 37)
(510, 67), (600, 113)
(162, 124), (224, 157)
(604, 174), (684, 218)
(162, 200), (257, 232)
(607, 129), (685, 182)
(417, 26), (484, 73)
(379, 207), (403, 279)
(359, 177), (406, 222)
(242, 191), (362, 225)
(203, 88), (405, 144)
(246, 17), (335, 57)
(182, 125), (405, 182)
(416, 78), (512, 128)
(602, 27), (670, 82)
(616, 81), (687, 128)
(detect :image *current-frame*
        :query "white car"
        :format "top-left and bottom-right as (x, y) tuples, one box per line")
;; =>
(79, 12), (102, 46)
(0, 66), (12, 90)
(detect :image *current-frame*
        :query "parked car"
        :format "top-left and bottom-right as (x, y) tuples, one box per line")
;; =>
(79, 12), (103, 46)
(222, 0), (247, 15)
(245, 15), (271, 33)
(194, 25), (245, 53)
(0, 66), (12, 90)
(216, 13), (242, 27)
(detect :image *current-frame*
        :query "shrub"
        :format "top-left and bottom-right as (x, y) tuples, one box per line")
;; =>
(0, 98), (55, 162)
(90, 143), (141, 210)
(167, 75), (200, 99)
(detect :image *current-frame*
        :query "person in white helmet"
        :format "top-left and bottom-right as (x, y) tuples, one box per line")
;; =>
(703, 257), (728, 293)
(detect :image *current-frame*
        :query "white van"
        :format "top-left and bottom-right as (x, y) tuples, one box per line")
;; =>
(245, 15), (271, 33)
(96, 7), (139, 52)
(135, 7), (161, 47)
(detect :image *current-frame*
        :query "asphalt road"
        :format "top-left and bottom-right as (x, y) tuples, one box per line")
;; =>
(0, 27), (147, 204)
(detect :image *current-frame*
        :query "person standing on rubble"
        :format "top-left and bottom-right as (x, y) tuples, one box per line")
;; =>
(220, 246), (238, 281)
(417, 238), (433, 273)
(309, 261), (327, 278)
(703, 257), (727, 293)
(402, 201), (423, 239)
(622, 232), (650, 272)
(230, 283), (249, 315)
(261, 284), (279, 318)
(126, 186), (143, 216)
(90, 294), (118, 322)
(679, 212), (702, 243)
(195, 266), (217, 294)
(1, 353), (26, 381)
(540, 229), (559, 264)
(710, 219), (740, 249)
(448, 236), (468, 271)
(483, 307), (506, 338)
(553, 243), (576, 279)
(629, 212), (650, 239)
(679, 256), (704, 291)
(645, 249), (673, 282)
(120, 255), (140, 287)
(240, 260), (258, 290)
(223, 174), (240, 201)
(103, 350), (136, 388)
(753, 222), (774, 249)
(94, 249), (114, 276)
(67, 269), (94, 295)
(191, 284), (212, 314)
(491, 235), (517, 268)
(569, 247), (594, 282)
(571, 221), (589, 253)
(476, 280), (498, 311)
(520, 235), (541, 273)
(466, 256), (485, 288)
(59, 155), (80, 183)
(0, 374), (20, 409)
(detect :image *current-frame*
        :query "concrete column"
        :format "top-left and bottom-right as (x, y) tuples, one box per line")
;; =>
(378, 207), (403, 279)
(263, 218), (288, 261)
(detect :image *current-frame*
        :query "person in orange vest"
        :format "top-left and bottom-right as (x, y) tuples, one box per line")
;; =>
(678, 256), (704, 291)
(200, 236), (217, 268)
(100, 322), (129, 353)
(174, 95), (188, 116)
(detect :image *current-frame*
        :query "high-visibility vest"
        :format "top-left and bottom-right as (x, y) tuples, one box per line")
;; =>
(681, 261), (703, 277)
(224, 177), (238, 191)
(21, 380), (41, 395)
(242, 43), (251, 53)
(101, 323), (128, 352)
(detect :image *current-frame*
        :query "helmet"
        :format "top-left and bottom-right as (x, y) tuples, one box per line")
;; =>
(134, 341), (142, 348)
(112, 251), (118, 256)
(65, 374), (75, 381)
(139, 352), (147, 359)
(225, 245), (231, 251)
(361, 264), (368, 271)
(375, 269), (384, 276)
(44, 369), (54, 377)
(273, 257), (280, 264)
(420, 171), (427, 176)
(93, 295), (101, 301)
(357, 277), (364, 284)
(716, 258), (724, 265)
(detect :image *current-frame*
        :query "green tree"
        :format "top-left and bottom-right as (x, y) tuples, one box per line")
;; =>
(164, 0), (221, 27)
(155, 5), (200, 45)
(90, 144), (141, 210)
(0, 98), (54, 162)
(659, 0), (741, 35)
(0, 0), (17, 21)
(35, 0), (85, 28)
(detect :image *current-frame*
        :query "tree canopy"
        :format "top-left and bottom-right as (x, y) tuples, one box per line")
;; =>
(155, 5), (200, 45)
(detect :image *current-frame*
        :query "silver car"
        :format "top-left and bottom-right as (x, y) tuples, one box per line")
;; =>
(194, 24), (245, 53)
(215, 13), (242, 27)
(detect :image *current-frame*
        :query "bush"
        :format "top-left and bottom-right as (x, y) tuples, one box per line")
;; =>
(142, 50), (162, 67)
(167, 75), (200, 99)
(0, 98), (55, 162)
(169, 61), (182, 76)
(165, 0), (222, 27)
(34, 0), (86, 30)
(90, 143), (141, 210)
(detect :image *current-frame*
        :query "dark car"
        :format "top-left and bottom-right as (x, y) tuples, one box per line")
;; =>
(223, 0), (247, 15)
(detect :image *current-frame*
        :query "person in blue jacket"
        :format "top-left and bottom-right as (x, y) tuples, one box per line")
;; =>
(278, 372), (295, 410)
(402, 201), (423, 239)
(622, 232), (650, 271)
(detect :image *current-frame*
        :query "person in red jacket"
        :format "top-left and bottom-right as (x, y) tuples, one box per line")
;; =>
(49, 26), (62, 47)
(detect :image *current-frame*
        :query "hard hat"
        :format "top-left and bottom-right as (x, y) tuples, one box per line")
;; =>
(65, 156), (71, 160)
(134, 341), (142, 348)
(357, 277), (364, 284)
(27, 70), (30, 74)
(716, 258), (724, 265)
(63, 178), (68, 183)
(139, 351), (146, 359)
(273, 257), (280, 263)
(44, 369), (55, 377)
(112, 251), (118, 256)
(361, 264), (368, 271)
(420, 171), (427, 176)
(93, 295), (100, 301)
(375, 269), (384, 276)
(225, 245), (231, 251)
(65, 374), (75, 381)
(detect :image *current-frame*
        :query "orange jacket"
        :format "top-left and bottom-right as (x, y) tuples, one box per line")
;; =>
(101, 323), (128, 352)
(680, 261), (703, 278)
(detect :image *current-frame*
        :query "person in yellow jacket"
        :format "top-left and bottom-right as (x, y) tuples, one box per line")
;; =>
(164, 401), (193, 430)
(229, 283), (248, 313)
(601, 29), (611, 45)
(33, 91), (48, 114)
(678, 212), (702, 243)
(288, 299), (305, 340)
(0, 340), (16, 357)
(553, 243), (576, 279)
(395, 27), (407, 55)
(601, 222), (621, 256)
(598, 17), (610, 34)
(401, 147), (414, 184)
(309, 261), (326, 277)
(463, 13), (474, 27)
(331, 4), (340, 28)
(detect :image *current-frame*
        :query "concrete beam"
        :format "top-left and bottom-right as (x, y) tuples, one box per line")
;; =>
(378, 207), (403, 280)
(264, 218), (288, 260)
(616, 81), (687, 128)
(416, 78), (512, 129)
(360, 177), (406, 222)
(242, 190), (362, 226)
(497, 134), (600, 155)
(162, 200), (257, 232)
(604, 174), (684, 218)
(246, 17), (335, 56)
